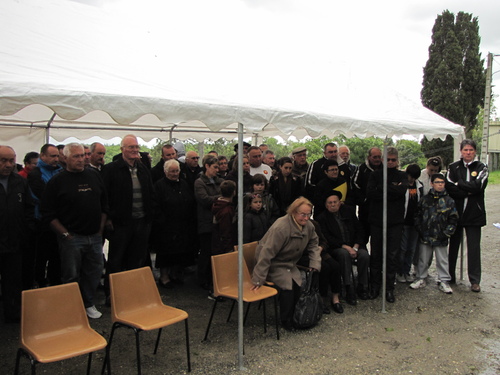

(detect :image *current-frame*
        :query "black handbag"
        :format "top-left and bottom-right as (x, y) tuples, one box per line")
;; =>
(292, 270), (323, 329)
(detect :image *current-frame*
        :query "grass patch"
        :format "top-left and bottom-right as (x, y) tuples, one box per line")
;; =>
(488, 170), (500, 185)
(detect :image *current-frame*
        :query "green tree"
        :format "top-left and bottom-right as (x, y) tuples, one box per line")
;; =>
(421, 10), (485, 165)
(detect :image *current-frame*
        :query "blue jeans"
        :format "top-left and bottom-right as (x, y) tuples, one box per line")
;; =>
(399, 225), (419, 275)
(58, 233), (104, 307)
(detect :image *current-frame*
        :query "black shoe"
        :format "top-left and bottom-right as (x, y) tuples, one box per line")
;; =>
(346, 286), (357, 305)
(357, 287), (370, 300)
(331, 302), (344, 314)
(158, 280), (174, 289)
(370, 288), (380, 299)
(282, 321), (295, 331)
(386, 291), (395, 303)
(105, 296), (111, 307)
(322, 305), (331, 314)
(208, 292), (225, 302)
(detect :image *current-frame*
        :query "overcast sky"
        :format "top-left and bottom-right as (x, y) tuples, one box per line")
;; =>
(66, 0), (499, 114)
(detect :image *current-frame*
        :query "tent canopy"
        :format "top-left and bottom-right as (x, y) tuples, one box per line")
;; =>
(0, 0), (465, 157)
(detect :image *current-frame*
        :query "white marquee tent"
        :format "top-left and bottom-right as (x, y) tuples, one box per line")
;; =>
(0, 0), (465, 158)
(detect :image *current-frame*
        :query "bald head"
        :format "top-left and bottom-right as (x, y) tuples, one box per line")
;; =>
(0, 145), (16, 176)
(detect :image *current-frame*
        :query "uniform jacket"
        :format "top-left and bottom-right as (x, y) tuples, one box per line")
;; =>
(252, 214), (321, 290)
(445, 159), (487, 227)
(415, 189), (458, 246)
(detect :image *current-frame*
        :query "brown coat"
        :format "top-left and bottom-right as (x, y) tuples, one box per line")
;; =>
(252, 214), (321, 290)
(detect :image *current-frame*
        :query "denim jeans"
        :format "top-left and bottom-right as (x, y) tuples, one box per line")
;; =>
(58, 233), (104, 307)
(399, 225), (419, 275)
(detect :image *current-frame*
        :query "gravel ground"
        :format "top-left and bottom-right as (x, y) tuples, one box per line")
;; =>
(2, 185), (499, 375)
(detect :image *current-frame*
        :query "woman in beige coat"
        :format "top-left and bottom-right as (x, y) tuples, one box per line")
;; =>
(251, 197), (321, 330)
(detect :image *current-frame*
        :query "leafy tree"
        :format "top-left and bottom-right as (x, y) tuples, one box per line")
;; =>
(421, 10), (485, 164)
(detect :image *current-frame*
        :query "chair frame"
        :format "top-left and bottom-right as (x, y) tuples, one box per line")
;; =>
(14, 282), (107, 375)
(102, 267), (191, 375)
(203, 251), (280, 342)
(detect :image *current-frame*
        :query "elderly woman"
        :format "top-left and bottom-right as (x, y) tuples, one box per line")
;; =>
(194, 154), (223, 294)
(152, 159), (197, 288)
(251, 197), (322, 330)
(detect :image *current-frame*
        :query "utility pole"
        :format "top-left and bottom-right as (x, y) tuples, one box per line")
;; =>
(481, 52), (493, 164)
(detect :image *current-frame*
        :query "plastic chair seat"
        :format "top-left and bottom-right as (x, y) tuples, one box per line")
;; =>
(23, 329), (106, 363)
(116, 305), (188, 331)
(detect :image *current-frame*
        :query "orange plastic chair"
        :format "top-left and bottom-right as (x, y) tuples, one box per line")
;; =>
(234, 241), (258, 275)
(102, 267), (190, 374)
(203, 251), (279, 341)
(14, 282), (107, 375)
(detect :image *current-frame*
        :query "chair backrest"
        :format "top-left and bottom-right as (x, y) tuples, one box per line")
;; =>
(234, 242), (259, 275)
(109, 267), (163, 321)
(21, 283), (90, 345)
(211, 251), (252, 296)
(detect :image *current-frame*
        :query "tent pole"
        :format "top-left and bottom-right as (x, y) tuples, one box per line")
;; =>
(381, 140), (388, 313)
(236, 123), (245, 370)
(46, 112), (56, 144)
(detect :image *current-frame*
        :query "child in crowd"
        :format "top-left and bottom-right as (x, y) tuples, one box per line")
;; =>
(211, 180), (237, 254)
(251, 173), (280, 225)
(410, 173), (458, 294)
(397, 164), (423, 283)
(243, 193), (270, 243)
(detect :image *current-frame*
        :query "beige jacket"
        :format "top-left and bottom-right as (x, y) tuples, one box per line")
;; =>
(252, 215), (321, 290)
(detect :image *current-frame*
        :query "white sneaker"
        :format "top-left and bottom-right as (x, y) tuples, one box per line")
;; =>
(405, 273), (415, 283)
(439, 282), (453, 294)
(410, 279), (426, 289)
(396, 274), (406, 283)
(86, 305), (102, 319)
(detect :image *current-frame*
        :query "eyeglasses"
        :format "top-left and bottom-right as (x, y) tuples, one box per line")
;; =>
(190, 157), (200, 160)
(387, 158), (398, 162)
(327, 168), (339, 172)
(432, 181), (445, 184)
(296, 212), (311, 218)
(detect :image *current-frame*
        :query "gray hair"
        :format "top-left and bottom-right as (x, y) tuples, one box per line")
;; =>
(63, 142), (84, 158)
(163, 159), (180, 174)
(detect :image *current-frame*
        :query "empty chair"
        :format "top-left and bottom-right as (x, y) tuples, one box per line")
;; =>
(203, 251), (279, 341)
(14, 282), (107, 375)
(103, 267), (190, 374)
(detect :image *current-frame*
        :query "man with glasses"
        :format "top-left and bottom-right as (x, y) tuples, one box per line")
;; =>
(366, 147), (407, 303)
(181, 150), (202, 190)
(291, 146), (309, 180)
(102, 134), (156, 305)
(352, 147), (383, 246)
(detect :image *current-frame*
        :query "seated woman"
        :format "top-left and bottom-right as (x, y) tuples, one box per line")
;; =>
(316, 191), (370, 305)
(251, 197), (321, 330)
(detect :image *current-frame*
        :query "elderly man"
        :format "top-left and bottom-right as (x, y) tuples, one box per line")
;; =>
(366, 147), (407, 303)
(41, 143), (108, 319)
(338, 145), (357, 177)
(291, 146), (309, 180)
(247, 146), (273, 180)
(0, 145), (35, 323)
(88, 142), (106, 172)
(151, 144), (177, 183)
(102, 134), (156, 304)
(262, 150), (276, 168)
(445, 139), (488, 292)
(28, 144), (63, 287)
(352, 146), (383, 246)
(181, 150), (202, 189)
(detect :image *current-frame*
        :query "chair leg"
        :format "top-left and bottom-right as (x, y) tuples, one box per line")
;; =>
(226, 300), (236, 322)
(274, 295), (280, 340)
(262, 299), (267, 333)
(86, 352), (93, 375)
(134, 328), (142, 375)
(14, 348), (22, 375)
(102, 322), (119, 375)
(153, 328), (163, 355)
(184, 319), (191, 372)
(203, 300), (218, 341)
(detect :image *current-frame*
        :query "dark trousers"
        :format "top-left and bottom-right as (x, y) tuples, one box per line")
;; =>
(35, 229), (61, 286)
(105, 218), (151, 296)
(332, 247), (370, 288)
(319, 257), (342, 296)
(370, 224), (403, 292)
(0, 252), (22, 322)
(276, 281), (301, 326)
(197, 232), (212, 287)
(449, 225), (482, 285)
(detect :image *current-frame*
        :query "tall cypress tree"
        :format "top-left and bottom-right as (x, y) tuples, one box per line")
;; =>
(420, 10), (485, 165)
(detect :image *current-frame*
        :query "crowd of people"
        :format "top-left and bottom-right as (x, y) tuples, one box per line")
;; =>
(0, 136), (488, 330)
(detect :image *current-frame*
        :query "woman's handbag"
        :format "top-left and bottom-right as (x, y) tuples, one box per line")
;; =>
(292, 270), (322, 329)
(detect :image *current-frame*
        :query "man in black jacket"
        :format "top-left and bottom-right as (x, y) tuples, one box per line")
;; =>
(102, 135), (156, 300)
(445, 139), (488, 292)
(367, 147), (407, 303)
(0, 145), (35, 323)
